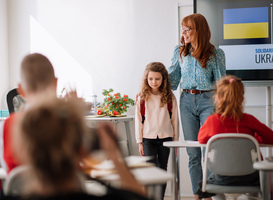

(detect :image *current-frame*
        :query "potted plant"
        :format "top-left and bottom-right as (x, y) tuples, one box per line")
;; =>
(98, 88), (134, 116)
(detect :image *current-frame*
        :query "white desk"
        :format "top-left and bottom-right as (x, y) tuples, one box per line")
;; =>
(163, 141), (205, 200)
(254, 160), (273, 200)
(86, 155), (173, 199)
(97, 166), (173, 185)
(92, 166), (173, 200)
(85, 115), (134, 155)
(164, 140), (273, 200)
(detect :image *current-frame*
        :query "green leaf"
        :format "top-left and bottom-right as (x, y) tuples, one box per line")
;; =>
(101, 88), (135, 115)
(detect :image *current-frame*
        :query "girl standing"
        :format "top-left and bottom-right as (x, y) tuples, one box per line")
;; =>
(135, 62), (179, 200)
(168, 13), (226, 199)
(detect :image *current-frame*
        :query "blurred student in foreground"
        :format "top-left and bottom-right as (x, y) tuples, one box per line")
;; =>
(3, 97), (148, 200)
(2, 53), (57, 174)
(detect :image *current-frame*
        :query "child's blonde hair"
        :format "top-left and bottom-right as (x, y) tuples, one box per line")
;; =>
(215, 75), (244, 121)
(140, 62), (172, 107)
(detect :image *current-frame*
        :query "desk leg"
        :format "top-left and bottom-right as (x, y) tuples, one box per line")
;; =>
(171, 147), (180, 200)
(260, 170), (273, 200)
(124, 121), (133, 155)
(146, 185), (161, 200)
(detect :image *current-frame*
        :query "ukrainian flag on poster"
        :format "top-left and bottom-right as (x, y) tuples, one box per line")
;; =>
(223, 7), (269, 40)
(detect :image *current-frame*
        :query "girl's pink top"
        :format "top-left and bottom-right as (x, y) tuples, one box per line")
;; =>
(135, 94), (179, 143)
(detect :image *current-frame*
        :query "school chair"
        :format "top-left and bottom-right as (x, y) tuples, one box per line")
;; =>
(6, 88), (24, 114)
(3, 165), (87, 196)
(3, 165), (29, 196)
(202, 133), (262, 200)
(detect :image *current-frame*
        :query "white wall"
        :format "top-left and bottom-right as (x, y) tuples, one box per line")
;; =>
(8, 0), (31, 90)
(6, 0), (178, 111)
(3, 0), (273, 198)
(0, 0), (9, 109)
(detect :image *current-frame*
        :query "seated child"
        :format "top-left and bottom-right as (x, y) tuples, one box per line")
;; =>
(4, 96), (148, 200)
(197, 75), (273, 199)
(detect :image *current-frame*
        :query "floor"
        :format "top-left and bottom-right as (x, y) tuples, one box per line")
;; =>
(164, 197), (194, 200)
(164, 195), (248, 200)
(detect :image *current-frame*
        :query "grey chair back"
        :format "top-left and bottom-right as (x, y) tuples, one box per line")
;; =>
(202, 133), (262, 198)
(207, 136), (259, 176)
(4, 165), (87, 196)
(3, 165), (29, 196)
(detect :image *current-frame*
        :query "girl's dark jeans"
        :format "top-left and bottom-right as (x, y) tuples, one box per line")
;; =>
(143, 136), (173, 200)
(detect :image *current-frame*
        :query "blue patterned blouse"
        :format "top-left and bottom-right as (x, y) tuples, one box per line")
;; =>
(168, 45), (226, 91)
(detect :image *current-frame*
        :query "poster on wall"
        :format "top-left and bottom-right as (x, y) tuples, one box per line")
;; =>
(218, 1), (273, 70)
(195, 0), (273, 81)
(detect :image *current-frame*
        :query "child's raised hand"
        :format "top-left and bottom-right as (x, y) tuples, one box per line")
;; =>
(63, 87), (80, 100)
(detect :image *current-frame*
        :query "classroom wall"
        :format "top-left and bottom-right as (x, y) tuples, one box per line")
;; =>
(0, 0), (9, 109)
(6, 0), (179, 107)
(2, 0), (273, 197)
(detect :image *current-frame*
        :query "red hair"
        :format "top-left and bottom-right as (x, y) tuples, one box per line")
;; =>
(179, 13), (215, 68)
(214, 75), (244, 122)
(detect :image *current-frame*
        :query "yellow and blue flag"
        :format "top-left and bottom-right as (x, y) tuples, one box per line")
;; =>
(223, 7), (269, 40)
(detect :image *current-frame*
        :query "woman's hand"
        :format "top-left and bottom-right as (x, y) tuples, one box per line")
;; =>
(138, 143), (144, 156)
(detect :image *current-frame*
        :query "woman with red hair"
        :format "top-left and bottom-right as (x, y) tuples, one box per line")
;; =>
(168, 13), (226, 199)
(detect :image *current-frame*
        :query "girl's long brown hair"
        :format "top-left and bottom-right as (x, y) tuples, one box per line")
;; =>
(179, 13), (215, 68)
(140, 62), (173, 107)
(214, 75), (244, 122)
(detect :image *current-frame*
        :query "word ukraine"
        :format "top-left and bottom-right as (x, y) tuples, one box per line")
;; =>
(255, 48), (273, 64)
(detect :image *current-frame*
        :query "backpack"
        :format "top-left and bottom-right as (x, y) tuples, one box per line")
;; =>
(140, 100), (173, 124)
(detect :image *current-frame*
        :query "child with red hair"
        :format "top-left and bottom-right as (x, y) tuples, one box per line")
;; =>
(197, 75), (273, 200)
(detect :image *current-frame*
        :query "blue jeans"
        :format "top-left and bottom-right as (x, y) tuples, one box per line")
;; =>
(180, 91), (214, 194)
